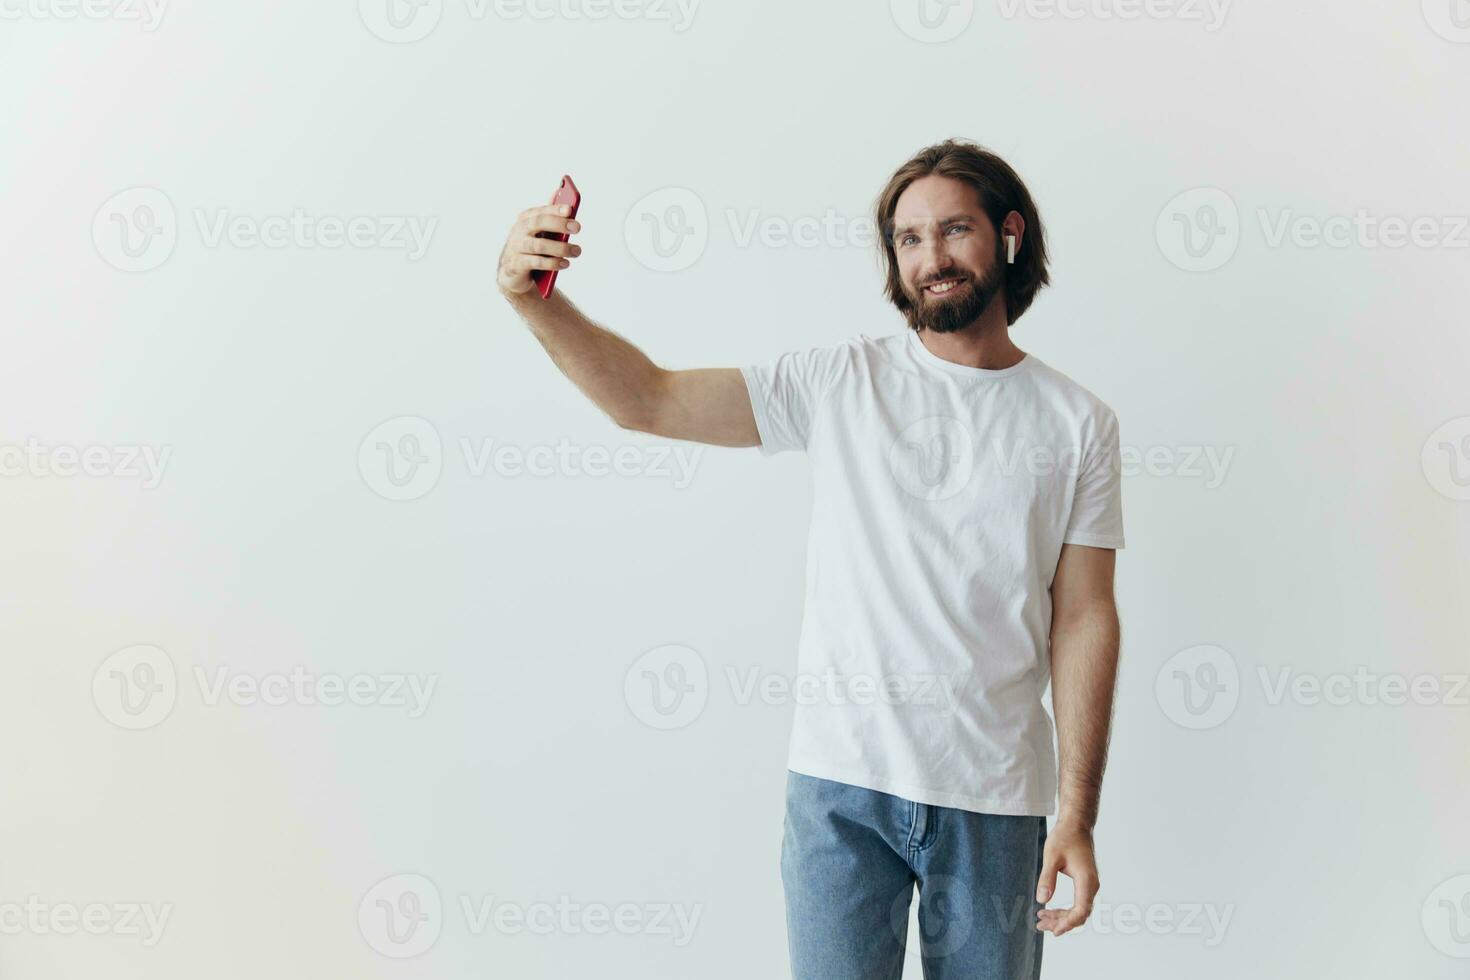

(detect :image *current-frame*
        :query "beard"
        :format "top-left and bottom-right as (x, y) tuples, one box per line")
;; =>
(903, 254), (1005, 334)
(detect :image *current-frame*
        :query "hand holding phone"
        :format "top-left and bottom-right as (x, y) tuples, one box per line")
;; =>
(496, 176), (582, 300)
(530, 174), (581, 299)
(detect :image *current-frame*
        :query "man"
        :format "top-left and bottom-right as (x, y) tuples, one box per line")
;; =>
(497, 138), (1124, 980)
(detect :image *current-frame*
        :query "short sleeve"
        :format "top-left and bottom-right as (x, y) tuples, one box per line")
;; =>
(739, 341), (852, 456)
(1062, 409), (1126, 549)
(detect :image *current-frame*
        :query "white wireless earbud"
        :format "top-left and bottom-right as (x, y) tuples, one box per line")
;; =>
(1005, 234), (1017, 265)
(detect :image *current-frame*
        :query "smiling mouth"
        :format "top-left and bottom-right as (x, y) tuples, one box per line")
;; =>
(923, 277), (967, 296)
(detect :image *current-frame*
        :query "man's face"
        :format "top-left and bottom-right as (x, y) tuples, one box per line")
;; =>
(891, 175), (1004, 333)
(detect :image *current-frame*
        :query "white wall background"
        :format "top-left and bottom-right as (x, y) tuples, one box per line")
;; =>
(1, 1), (1467, 978)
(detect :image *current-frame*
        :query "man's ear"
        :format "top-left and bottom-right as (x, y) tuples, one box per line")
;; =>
(1002, 210), (1026, 264)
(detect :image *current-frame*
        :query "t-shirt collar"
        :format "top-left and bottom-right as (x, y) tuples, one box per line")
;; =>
(907, 328), (1034, 380)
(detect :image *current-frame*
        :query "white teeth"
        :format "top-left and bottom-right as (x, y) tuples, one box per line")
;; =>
(927, 279), (959, 294)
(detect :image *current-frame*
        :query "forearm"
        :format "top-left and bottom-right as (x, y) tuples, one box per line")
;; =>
(1050, 602), (1121, 832)
(504, 289), (663, 431)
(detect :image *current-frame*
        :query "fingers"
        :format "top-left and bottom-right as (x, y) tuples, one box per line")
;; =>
(517, 253), (568, 272)
(496, 252), (566, 293)
(499, 203), (582, 296)
(520, 234), (581, 259)
(1053, 873), (1095, 935)
(523, 207), (580, 237)
(1035, 851), (1060, 904)
(1035, 907), (1084, 937)
(1039, 908), (1085, 936)
(1034, 868), (1099, 937)
(1035, 908), (1068, 933)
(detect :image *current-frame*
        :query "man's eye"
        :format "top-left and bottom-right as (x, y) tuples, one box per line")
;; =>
(899, 235), (917, 247)
(947, 224), (970, 235)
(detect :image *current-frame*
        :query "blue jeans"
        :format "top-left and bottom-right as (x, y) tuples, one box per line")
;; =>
(781, 770), (1047, 980)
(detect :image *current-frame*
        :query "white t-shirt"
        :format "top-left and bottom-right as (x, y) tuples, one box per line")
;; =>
(740, 329), (1125, 816)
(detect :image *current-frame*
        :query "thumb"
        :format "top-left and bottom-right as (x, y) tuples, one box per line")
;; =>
(1035, 851), (1060, 903)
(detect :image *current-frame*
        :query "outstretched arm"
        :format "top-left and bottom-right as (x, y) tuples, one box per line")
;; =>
(1036, 542), (1121, 937)
(497, 202), (760, 447)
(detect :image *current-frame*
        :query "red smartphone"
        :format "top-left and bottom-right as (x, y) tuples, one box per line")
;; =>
(532, 174), (580, 299)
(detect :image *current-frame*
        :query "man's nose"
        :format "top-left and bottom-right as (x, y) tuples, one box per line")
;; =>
(920, 236), (952, 269)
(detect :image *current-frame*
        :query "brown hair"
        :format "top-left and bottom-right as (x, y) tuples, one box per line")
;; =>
(874, 139), (1050, 327)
